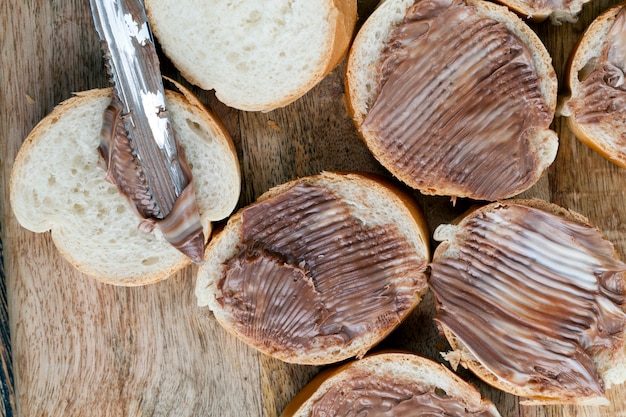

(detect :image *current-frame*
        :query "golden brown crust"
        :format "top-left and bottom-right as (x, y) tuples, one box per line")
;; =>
(197, 172), (430, 365)
(347, 0), (557, 127)
(491, 0), (591, 22)
(565, 118), (626, 169)
(280, 365), (343, 417)
(324, 0), (358, 74)
(281, 351), (501, 417)
(345, 0), (558, 199)
(562, 2), (626, 169)
(434, 199), (624, 405)
(11, 88), (238, 286)
(566, 2), (626, 91)
(491, 0), (551, 21)
(147, 0), (357, 111)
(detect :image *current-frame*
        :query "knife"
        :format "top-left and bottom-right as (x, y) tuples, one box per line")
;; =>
(90, 0), (205, 263)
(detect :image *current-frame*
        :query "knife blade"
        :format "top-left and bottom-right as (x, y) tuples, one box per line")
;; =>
(90, 0), (205, 263)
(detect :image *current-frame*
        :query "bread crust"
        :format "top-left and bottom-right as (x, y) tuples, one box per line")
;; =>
(491, 0), (590, 22)
(10, 88), (240, 285)
(345, 0), (558, 200)
(195, 172), (430, 364)
(561, 2), (626, 169)
(146, 0), (357, 112)
(280, 351), (502, 417)
(432, 199), (626, 405)
(325, 0), (359, 76)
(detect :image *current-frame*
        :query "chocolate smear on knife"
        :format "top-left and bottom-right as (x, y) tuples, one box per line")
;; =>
(90, 0), (205, 263)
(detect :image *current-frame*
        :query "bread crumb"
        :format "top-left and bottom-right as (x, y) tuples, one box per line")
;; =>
(441, 350), (462, 371)
(267, 120), (281, 131)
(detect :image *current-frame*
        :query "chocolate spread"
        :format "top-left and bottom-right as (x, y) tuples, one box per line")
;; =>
(217, 183), (427, 356)
(430, 203), (626, 400)
(361, 0), (553, 200)
(99, 94), (205, 262)
(514, 0), (577, 18)
(568, 7), (626, 157)
(310, 369), (498, 417)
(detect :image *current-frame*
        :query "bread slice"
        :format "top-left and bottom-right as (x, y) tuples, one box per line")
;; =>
(281, 351), (502, 417)
(561, 3), (626, 168)
(195, 172), (430, 365)
(10, 87), (240, 286)
(145, 0), (357, 112)
(493, 0), (591, 23)
(430, 199), (626, 405)
(346, 0), (558, 201)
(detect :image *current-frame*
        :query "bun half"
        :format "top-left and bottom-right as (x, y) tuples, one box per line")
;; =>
(281, 352), (502, 417)
(195, 172), (430, 364)
(146, 0), (357, 111)
(430, 199), (626, 404)
(346, 0), (558, 201)
(561, 3), (626, 169)
(10, 88), (241, 285)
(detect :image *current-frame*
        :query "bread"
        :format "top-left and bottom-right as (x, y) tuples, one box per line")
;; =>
(430, 199), (626, 405)
(10, 87), (241, 286)
(561, 2), (626, 168)
(493, 0), (591, 23)
(281, 351), (502, 417)
(195, 172), (430, 365)
(144, 0), (357, 112)
(346, 0), (558, 201)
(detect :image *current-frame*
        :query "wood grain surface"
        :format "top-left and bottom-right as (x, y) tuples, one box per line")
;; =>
(1, 0), (626, 416)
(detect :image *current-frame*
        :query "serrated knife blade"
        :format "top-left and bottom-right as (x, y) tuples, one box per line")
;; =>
(89, 0), (205, 264)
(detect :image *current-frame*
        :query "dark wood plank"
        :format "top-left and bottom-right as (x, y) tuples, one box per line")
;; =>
(0, 224), (15, 417)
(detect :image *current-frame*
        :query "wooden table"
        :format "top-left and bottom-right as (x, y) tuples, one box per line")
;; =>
(2, 0), (626, 415)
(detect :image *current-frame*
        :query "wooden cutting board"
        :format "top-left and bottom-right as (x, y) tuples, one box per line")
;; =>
(2, 0), (626, 415)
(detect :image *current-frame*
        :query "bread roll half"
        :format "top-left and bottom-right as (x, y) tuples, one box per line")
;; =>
(430, 199), (626, 404)
(561, 2), (626, 168)
(145, 0), (357, 112)
(281, 352), (502, 417)
(10, 88), (240, 286)
(195, 172), (430, 365)
(346, 0), (558, 201)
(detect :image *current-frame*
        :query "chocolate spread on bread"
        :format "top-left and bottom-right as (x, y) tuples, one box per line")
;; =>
(99, 94), (205, 262)
(430, 203), (626, 400)
(361, 0), (552, 200)
(216, 183), (426, 355)
(309, 369), (498, 417)
(520, 0), (577, 16)
(568, 7), (626, 154)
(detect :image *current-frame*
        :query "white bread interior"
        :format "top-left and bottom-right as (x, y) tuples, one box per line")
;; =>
(345, 0), (558, 199)
(10, 88), (241, 286)
(433, 199), (626, 405)
(145, 0), (357, 112)
(195, 172), (430, 365)
(561, 3), (626, 169)
(281, 351), (502, 417)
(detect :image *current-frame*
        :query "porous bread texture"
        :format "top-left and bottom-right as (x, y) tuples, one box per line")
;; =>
(281, 352), (502, 417)
(10, 88), (241, 286)
(345, 0), (558, 199)
(346, 0), (416, 127)
(145, 0), (357, 112)
(195, 172), (430, 365)
(561, 3), (626, 168)
(433, 199), (626, 405)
